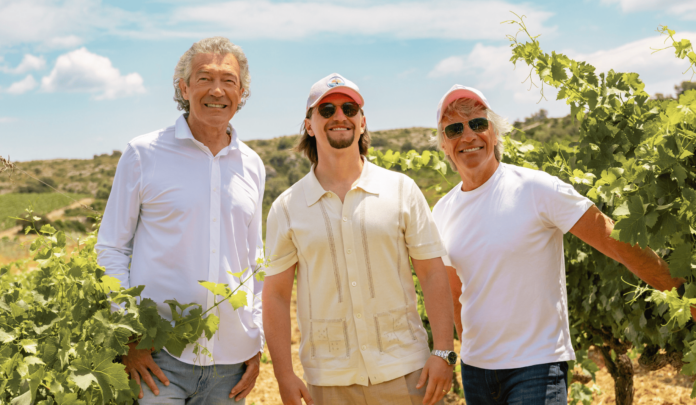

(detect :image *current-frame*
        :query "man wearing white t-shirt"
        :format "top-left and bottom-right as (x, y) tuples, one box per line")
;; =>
(431, 85), (693, 404)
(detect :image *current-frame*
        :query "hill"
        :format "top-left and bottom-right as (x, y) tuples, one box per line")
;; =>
(0, 111), (577, 235)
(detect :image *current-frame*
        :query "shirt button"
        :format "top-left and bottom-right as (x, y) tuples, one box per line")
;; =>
(361, 345), (367, 351)
(212, 249), (216, 253)
(351, 281), (357, 287)
(356, 313), (362, 319)
(346, 249), (352, 254)
(342, 217), (348, 222)
(212, 218), (217, 222)
(359, 375), (365, 381)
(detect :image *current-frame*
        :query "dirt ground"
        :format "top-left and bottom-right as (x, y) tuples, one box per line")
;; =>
(246, 291), (696, 405)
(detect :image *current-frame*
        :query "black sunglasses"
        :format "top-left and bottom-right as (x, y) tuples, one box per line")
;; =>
(444, 118), (489, 139)
(317, 102), (360, 119)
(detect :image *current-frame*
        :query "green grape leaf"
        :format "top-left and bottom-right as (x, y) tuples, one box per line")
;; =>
(227, 270), (245, 278)
(201, 314), (220, 340)
(10, 390), (31, 405)
(71, 348), (129, 403)
(611, 195), (649, 247)
(98, 275), (122, 294)
(228, 291), (248, 310)
(53, 392), (86, 405)
(199, 281), (230, 297)
(668, 243), (695, 278)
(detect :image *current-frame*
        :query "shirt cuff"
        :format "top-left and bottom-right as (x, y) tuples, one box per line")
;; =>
(265, 254), (298, 276)
(408, 244), (449, 261)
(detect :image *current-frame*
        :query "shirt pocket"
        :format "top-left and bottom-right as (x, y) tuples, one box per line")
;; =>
(373, 306), (418, 354)
(310, 318), (350, 359)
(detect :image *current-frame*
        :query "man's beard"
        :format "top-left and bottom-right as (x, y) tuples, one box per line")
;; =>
(325, 122), (356, 150)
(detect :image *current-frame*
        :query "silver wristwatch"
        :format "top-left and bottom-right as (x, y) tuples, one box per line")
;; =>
(432, 349), (457, 366)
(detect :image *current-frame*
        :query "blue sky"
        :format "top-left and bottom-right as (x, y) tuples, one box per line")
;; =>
(1, 0), (695, 161)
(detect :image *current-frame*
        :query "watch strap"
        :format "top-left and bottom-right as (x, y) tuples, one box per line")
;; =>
(432, 349), (456, 366)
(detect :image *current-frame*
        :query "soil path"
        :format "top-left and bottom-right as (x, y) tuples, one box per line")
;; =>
(0, 197), (94, 238)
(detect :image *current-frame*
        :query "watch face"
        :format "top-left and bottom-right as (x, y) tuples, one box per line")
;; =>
(447, 351), (457, 365)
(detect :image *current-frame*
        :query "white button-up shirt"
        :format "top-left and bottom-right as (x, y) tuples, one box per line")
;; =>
(96, 114), (265, 366)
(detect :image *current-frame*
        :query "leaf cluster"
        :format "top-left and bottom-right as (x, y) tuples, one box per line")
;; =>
(0, 215), (265, 404)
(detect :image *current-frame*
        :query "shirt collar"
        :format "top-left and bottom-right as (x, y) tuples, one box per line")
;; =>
(303, 158), (380, 207)
(174, 114), (239, 154)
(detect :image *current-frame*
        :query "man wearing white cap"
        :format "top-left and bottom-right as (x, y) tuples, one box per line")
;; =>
(263, 73), (456, 405)
(431, 85), (692, 403)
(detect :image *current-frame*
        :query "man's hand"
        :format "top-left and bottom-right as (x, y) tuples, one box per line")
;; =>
(416, 356), (453, 405)
(230, 352), (261, 401)
(277, 372), (313, 405)
(122, 342), (170, 399)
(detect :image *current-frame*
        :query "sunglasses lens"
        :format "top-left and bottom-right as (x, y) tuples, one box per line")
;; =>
(318, 103), (336, 118)
(469, 118), (489, 132)
(445, 123), (464, 139)
(342, 102), (359, 117)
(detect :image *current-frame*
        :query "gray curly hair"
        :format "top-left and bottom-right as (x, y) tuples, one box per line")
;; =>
(173, 37), (251, 112)
(434, 98), (512, 169)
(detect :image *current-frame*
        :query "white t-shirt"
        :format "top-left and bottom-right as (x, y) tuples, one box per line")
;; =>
(432, 163), (593, 369)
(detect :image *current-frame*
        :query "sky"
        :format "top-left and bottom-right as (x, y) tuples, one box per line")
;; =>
(1, 0), (695, 161)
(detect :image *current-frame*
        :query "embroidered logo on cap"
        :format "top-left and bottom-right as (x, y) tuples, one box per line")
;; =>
(327, 76), (345, 88)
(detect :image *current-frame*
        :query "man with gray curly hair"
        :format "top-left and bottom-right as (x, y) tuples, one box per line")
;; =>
(97, 36), (265, 404)
(432, 86), (691, 404)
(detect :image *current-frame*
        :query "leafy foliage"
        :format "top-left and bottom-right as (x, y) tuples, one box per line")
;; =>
(368, 16), (696, 404)
(0, 215), (265, 404)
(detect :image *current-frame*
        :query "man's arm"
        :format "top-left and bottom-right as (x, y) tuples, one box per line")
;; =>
(412, 257), (454, 405)
(95, 145), (170, 398)
(262, 264), (313, 405)
(445, 266), (463, 341)
(569, 205), (694, 318)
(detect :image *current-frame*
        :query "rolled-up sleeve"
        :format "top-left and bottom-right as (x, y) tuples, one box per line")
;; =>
(264, 200), (298, 277)
(403, 178), (449, 260)
(95, 144), (142, 291)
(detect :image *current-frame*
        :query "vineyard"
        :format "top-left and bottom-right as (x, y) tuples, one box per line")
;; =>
(2, 17), (696, 405)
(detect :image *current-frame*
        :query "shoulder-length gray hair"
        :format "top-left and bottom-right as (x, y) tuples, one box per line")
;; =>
(173, 37), (251, 112)
(434, 98), (512, 169)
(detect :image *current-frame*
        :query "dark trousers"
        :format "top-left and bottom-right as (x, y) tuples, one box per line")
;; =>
(460, 360), (568, 404)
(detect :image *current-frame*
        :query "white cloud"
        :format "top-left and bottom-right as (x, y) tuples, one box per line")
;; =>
(40, 48), (145, 100)
(0, 0), (140, 48)
(44, 35), (83, 49)
(427, 43), (552, 105)
(428, 31), (696, 118)
(428, 57), (467, 78)
(1, 54), (46, 74)
(574, 31), (696, 97)
(6, 75), (38, 94)
(172, 0), (555, 40)
(601, 0), (696, 19)
(0, 117), (17, 123)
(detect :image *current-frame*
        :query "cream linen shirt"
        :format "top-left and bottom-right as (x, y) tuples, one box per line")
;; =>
(265, 160), (448, 386)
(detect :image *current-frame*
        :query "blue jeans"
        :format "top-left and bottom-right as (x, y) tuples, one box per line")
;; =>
(460, 361), (568, 405)
(138, 350), (247, 405)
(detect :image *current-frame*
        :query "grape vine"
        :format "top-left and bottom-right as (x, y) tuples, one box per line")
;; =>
(0, 213), (265, 404)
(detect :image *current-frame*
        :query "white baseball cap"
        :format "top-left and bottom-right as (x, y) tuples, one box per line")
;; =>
(306, 73), (364, 112)
(436, 85), (491, 124)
